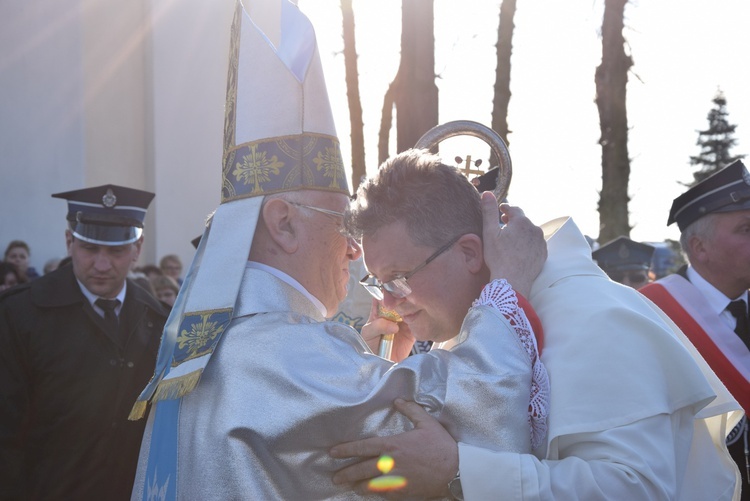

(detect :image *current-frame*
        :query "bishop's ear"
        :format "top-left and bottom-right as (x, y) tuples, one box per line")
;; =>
(261, 198), (299, 253)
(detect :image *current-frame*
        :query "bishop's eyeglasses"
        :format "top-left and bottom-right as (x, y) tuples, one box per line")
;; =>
(287, 201), (349, 236)
(287, 201), (345, 220)
(359, 234), (462, 300)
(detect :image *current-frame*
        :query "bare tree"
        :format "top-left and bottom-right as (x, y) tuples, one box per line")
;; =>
(595, 0), (632, 243)
(491, 0), (517, 149)
(340, 0), (366, 192)
(379, 0), (438, 162)
(378, 82), (397, 165)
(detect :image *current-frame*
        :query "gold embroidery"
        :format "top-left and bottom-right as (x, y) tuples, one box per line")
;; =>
(152, 371), (203, 401)
(176, 313), (227, 361)
(232, 144), (284, 194)
(128, 400), (148, 421)
(223, 0), (242, 157)
(313, 145), (344, 189)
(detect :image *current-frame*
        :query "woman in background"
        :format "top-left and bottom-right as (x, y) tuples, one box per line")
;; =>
(4, 240), (38, 282)
(149, 274), (180, 308)
(0, 261), (21, 292)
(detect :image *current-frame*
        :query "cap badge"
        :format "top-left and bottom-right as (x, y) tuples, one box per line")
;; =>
(618, 243), (630, 259)
(102, 188), (117, 208)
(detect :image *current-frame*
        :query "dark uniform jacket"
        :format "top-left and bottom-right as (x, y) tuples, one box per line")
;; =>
(0, 264), (168, 500)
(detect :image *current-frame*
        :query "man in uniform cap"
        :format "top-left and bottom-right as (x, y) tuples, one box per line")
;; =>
(0, 184), (168, 500)
(592, 236), (655, 288)
(642, 159), (750, 497)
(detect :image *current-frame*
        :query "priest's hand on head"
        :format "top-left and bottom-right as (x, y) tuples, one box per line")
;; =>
(481, 191), (547, 298)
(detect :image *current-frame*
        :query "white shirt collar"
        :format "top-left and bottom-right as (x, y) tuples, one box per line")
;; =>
(687, 266), (747, 306)
(247, 261), (328, 318)
(77, 279), (127, 317)
(686, 266), (748, 330)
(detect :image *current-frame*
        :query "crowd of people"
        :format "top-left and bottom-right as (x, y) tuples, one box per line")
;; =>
(0, 1), (746, 500)
(0, 237), (184, 307)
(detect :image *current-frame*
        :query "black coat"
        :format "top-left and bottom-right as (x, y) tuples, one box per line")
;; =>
(0, 264), (168, 500)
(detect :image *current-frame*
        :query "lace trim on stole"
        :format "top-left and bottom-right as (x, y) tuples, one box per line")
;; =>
(473, 279), (550, 449)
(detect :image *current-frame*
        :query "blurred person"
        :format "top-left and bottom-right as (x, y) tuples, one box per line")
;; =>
(128, 269), (158, 299)
(330, 148), (741, 500)
(43, 257), (62, 275)
(158, 254), (183, 285)
(149, 275), (179, 307)
(0, 184), (168, 500)
(592, 235), (656, 289)
(642, 159), (750, 498)
(4, 239), (39, 282)
(134, 264), (163, 280)
(0, 262), (21, 292)
(649, 241), (686, 279)
(129, 3), (547, 499)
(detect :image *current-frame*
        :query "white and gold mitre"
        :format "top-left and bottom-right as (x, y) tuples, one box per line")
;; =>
(131, 0), (348, 419)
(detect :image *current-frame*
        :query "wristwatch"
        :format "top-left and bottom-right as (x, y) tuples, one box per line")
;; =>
(448, 470), (463, 500)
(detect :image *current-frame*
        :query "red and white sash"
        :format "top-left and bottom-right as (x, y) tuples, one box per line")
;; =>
(641, 275), (750, 413)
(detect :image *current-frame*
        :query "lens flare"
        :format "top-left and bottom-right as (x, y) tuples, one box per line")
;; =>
(367, 455), (407, 492)
(377, 455), (395, 474)
(368, 475), (407, 492)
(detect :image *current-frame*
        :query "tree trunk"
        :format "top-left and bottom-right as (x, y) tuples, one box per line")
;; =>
(595, 0), (632, 243)
(491, 0), (516, 151)
(340, 0), (366, 192)
(379, 80), (397, 165)
(390, 0), (438, 154)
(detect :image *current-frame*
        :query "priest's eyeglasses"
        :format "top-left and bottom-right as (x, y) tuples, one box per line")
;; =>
(360, 234), (462, 300)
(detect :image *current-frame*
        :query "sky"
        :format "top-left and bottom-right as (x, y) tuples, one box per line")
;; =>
(298, 0), (750, 244)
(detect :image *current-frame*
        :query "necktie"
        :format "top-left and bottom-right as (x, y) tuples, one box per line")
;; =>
(726, 299), (750, 350)
(95, 298), (121, 335)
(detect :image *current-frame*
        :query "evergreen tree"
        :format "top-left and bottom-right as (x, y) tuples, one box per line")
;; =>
(689, 90), (745, 186)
